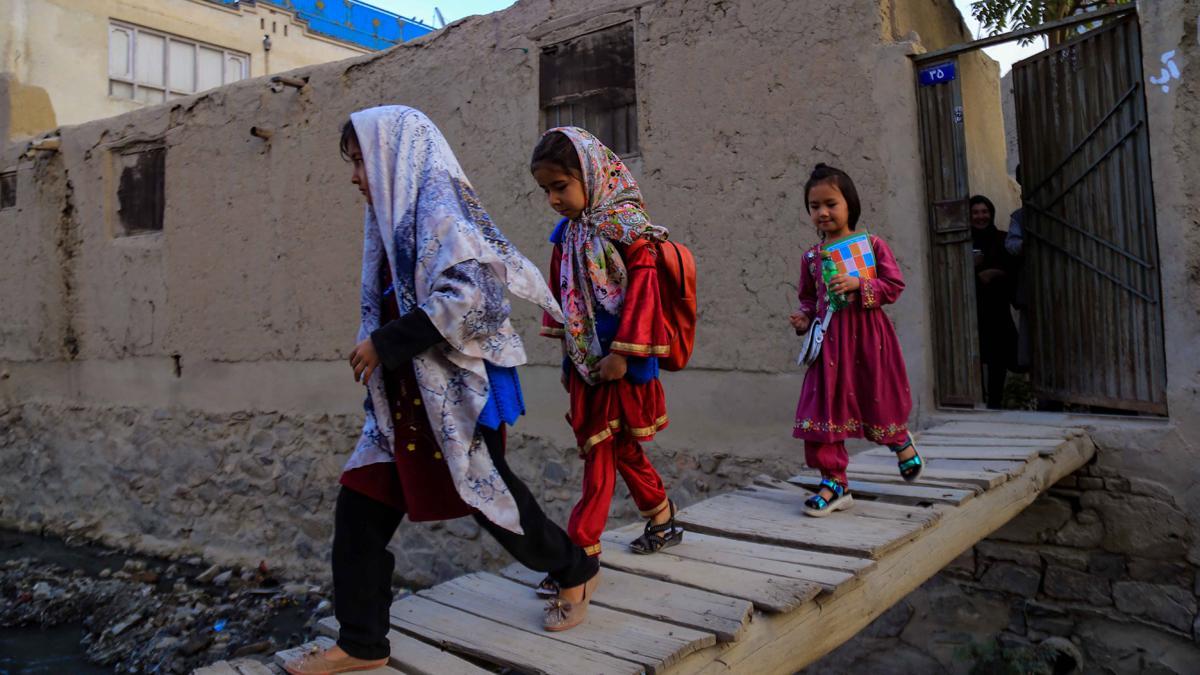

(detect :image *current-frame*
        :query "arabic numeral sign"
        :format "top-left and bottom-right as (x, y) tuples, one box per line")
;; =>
(919, 62), (957, 87)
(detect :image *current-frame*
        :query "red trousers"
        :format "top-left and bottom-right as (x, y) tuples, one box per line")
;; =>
(805, 441), (849, 488)
(568, 434), (669, 556)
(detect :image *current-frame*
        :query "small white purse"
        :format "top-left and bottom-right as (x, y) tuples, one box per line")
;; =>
(797, 306), (834, 368)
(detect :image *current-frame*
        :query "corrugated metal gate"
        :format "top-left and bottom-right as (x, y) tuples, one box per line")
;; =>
(1012, 15), (1167, 414)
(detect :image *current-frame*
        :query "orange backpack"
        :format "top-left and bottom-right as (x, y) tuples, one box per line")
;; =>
(629, 237), (697, 371)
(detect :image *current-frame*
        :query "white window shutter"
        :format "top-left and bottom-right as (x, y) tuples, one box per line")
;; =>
(109, 26), (132, 79)
(168, 40), (196, 93)
(135, 32), (165, 87)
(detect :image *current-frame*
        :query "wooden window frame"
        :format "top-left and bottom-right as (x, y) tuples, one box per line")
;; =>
(0, 170), (16, 210)
(114, 146), (167, 236)
(539, 21), (640, 158)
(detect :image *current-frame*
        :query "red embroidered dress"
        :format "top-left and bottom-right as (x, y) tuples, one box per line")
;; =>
(542, 238), (670, 454)
(793, 234), (912, 445)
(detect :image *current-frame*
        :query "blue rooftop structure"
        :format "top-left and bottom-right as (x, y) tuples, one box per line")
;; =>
(209, 0), (435, 51)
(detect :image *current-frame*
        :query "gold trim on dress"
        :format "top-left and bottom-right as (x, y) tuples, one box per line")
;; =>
(580, 417), (667, 453)
(610, 341), (670, 356)
(581, 426), (615, 454)
(627, 415), (670, 438)
(583, 543), (602, 556)
(540, 327), (566, 337)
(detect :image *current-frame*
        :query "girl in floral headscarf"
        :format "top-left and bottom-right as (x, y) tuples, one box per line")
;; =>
(531, 128), (682, 584)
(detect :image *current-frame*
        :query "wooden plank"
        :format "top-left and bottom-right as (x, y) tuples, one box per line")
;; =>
(497, 564), (752, 643)
(916, 434), (1064, 447)
(666, 432), (1096, 674)
(920, 421), (1078, 439)
(854, 455), (1029, 477)
(676, 491), (926, 559)
(851, 453), (1013, 470)
(390, 594), (642, 675)
(274, 639), (403, 674)
(862, 445), (1038, 461)
(317, 617), (490, 675)
(742, 480), (944, 529)
(419, 572), (714, 673)
(647, 527), (875, 574)
(915, 439), (1060, 455)
(193, 662), (242, 675)
(598, 542), (821, 612)
(834, 468), (985, 494)
(787, 474), (975, 506)
(843, 462), (1006, 489)
(601, 525), (856, 592)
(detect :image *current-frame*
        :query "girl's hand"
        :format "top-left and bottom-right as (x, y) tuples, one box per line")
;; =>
(596, 353), (628, 382)
(790, 312), (812, 335)
(350, 338), (380, 383)
(830, 274), (860, 295)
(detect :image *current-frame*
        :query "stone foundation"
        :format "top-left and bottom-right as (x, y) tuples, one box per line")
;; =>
(0, 402), (795, 588)
(807, 447), (1200, 674)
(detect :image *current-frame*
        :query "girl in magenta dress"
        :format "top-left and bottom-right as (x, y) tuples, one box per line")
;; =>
(789, 164), (922, 517)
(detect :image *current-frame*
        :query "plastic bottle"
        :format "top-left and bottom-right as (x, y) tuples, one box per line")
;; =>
(821, 251), (847, 310)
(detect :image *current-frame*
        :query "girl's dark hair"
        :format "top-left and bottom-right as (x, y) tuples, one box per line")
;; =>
(969, 194), (996, 226)
(339, 119), (358, 160)
(530, 131), (582, 175)
(804, 163), (861, 229)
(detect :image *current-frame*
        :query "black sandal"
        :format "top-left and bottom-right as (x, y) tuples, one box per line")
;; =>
(534, 575), (559, 598)
(803, 478), (854, 517)
(889, 434), (923, 482)
(629, 501), (683, 555)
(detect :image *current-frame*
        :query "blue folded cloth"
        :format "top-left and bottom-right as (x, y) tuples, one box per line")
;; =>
(478, 362), (525, 430)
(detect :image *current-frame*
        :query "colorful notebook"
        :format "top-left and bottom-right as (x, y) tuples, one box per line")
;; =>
(822, 232), (877, 279)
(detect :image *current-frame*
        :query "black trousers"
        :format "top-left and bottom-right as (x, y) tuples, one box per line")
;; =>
(332, 425), (598, 660)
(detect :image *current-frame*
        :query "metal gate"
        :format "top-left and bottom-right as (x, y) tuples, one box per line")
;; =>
(1012, 15), (1167, 414)
(915, 57), (982, 407)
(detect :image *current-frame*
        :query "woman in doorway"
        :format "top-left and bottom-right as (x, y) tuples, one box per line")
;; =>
(970, 194), (1018, 409)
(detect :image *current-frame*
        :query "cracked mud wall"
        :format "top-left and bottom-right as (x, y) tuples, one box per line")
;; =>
(12, 0), (1196, 602)
(1, 0), (944, 578)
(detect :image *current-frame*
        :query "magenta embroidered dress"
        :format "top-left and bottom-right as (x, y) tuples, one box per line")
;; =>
(793, 234), (912, 444)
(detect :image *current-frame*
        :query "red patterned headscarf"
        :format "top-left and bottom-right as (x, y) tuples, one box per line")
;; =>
(545, 127), (667, 383)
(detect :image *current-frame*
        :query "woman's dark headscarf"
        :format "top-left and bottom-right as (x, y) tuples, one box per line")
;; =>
(969, 195), (1005, 265)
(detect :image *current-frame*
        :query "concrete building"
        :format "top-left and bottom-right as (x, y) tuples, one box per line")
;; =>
(0, 0), (433, 137)
(1, 0), (1197, 670)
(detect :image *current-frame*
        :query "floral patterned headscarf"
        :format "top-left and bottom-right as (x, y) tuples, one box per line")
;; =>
(348, 106), (563, 534)
(546, 127), (667, 383)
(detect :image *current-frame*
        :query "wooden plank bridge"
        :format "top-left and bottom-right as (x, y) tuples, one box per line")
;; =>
(198, 417), (1095, 675)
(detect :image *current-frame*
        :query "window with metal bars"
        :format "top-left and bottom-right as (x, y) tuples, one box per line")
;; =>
(539, 22), (638, 157)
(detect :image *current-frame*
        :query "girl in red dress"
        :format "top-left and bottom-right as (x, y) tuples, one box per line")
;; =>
(530, 127), (682, 583)
(789, 164), (923, 517)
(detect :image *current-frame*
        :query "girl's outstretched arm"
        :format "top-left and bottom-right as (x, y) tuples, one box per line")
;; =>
(859, 236), (906, 309)
(370, 308), (444, 370)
